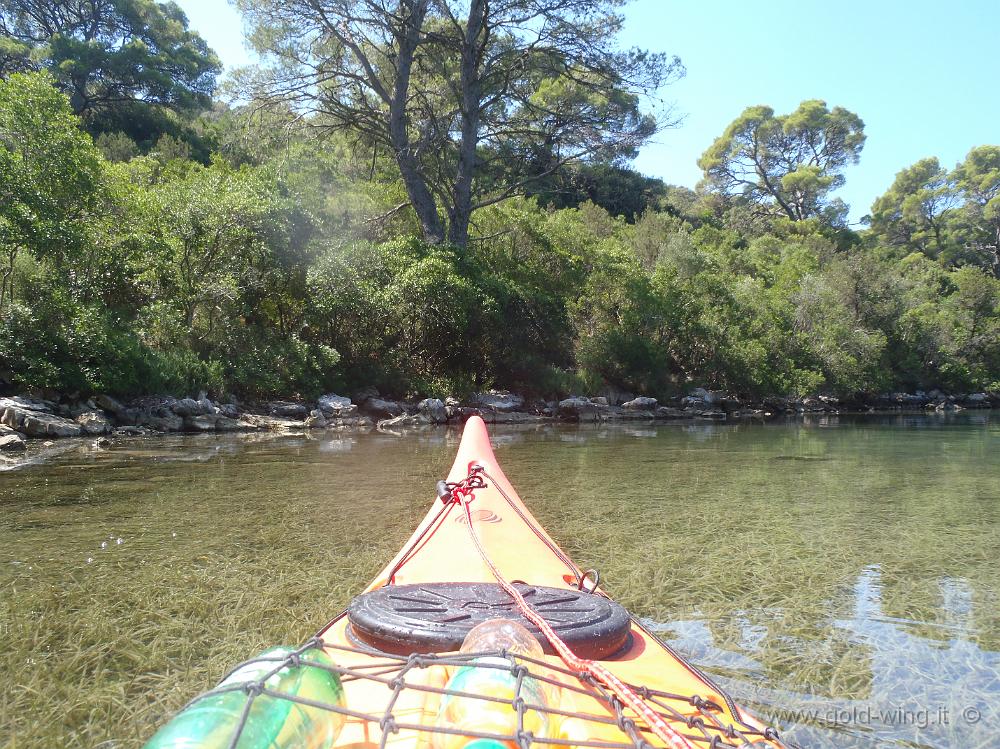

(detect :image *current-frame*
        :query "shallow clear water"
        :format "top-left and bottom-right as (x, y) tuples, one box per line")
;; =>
(2, 414), (999, 748)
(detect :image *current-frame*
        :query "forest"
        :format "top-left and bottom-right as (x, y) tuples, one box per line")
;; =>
(1, 0), (998, 402)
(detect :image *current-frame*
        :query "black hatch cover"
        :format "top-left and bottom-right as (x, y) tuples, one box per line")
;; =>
(347, 582), (631, 660)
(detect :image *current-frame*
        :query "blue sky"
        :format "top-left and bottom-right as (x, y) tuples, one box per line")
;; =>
(176, 0), (999, 224)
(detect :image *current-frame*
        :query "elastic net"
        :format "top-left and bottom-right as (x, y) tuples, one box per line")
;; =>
(186, 638), (792, 749)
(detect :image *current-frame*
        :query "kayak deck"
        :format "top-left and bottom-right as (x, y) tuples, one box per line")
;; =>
(305, 416), (787, 749)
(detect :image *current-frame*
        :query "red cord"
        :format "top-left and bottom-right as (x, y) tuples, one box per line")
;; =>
(456, 488), (696, 749)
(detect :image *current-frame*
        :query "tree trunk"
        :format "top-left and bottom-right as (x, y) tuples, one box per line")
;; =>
(389, 1), (446, 245)
(447, 0), (487, 250)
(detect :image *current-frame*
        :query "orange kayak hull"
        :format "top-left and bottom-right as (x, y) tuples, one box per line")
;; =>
(318, 416), (784, 749)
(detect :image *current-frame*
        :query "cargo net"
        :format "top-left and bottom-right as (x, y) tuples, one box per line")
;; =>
(196, 637), (791, 749)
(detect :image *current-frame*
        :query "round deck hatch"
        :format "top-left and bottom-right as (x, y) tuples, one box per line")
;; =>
(347, 582), (631, 660)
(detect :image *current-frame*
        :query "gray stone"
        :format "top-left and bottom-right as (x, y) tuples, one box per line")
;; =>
(444, 396), (462, 407)
(184, 414), (220, 431)
(3, 407), (82, 438)
(446, 405), (479, 422)
(218, 403), (239, 418)
(114, 425), (148, 436)
(487, 411), (548, 424)
(418, 398), (447, 423)
(318, 394), (356, 416)
(687, 387), (726, 406)
(267, 401), (310, 419)
(215, 416), (242, 432)
(139, 412), (184, 432)
(719, 396), (743, 412)
(75, 411), (111, 435)
(471, 391), (524, 413)
(595, 386), (635, 406)
(691, 409), (726, 421)
(305, 412), (328, 429)
(377, 412), (433, 430)
(798, 396), (827, 412)
(0, 396), (53, 413)
(655, 406), (690, 419)
(238, 414), (306, 431)
(95, 394), (126, 415)
(623, 396), (658, 411)
(601, 406), (657, 421)
(94, 437), (113, 449)
(66, 401), (93, 418)
(558, 396), (602, 421)
(0, 433), (26, 451)
(324, 415), (361, 428)
(172, 397), (206, 417)
(362, 398), (404, 418)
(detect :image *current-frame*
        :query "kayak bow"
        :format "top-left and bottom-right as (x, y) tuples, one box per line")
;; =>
(313, 416), (787, 749)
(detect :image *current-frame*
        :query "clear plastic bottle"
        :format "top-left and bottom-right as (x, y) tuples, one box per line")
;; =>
(144, 646), (346, 749)
(432, 619), (554, 749)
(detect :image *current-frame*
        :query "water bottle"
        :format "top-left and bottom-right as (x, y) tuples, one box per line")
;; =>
(144, 645), (346, 749)
(432, 619), (554, 749)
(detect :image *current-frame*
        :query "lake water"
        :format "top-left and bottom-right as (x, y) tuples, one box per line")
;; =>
(1, 414), (998, 748)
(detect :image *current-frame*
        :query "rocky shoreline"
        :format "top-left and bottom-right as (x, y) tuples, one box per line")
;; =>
(1, 387), (996, 465)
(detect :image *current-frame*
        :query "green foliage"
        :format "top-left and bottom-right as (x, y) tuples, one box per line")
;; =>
(699, 100), (865, 223)
(0, 70), (997, 402)
(0, 71), (103, 306)
(0, 0), (220, 140)
(869, 147), (1000, 277)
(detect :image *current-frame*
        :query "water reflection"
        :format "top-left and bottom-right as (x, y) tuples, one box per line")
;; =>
(645, 563), (999, 748)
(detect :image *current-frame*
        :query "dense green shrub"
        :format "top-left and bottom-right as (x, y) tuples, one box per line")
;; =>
(1, 73), (997, 399)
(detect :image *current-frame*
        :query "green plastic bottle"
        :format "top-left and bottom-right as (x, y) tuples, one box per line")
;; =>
(144, 646), (346, 749)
